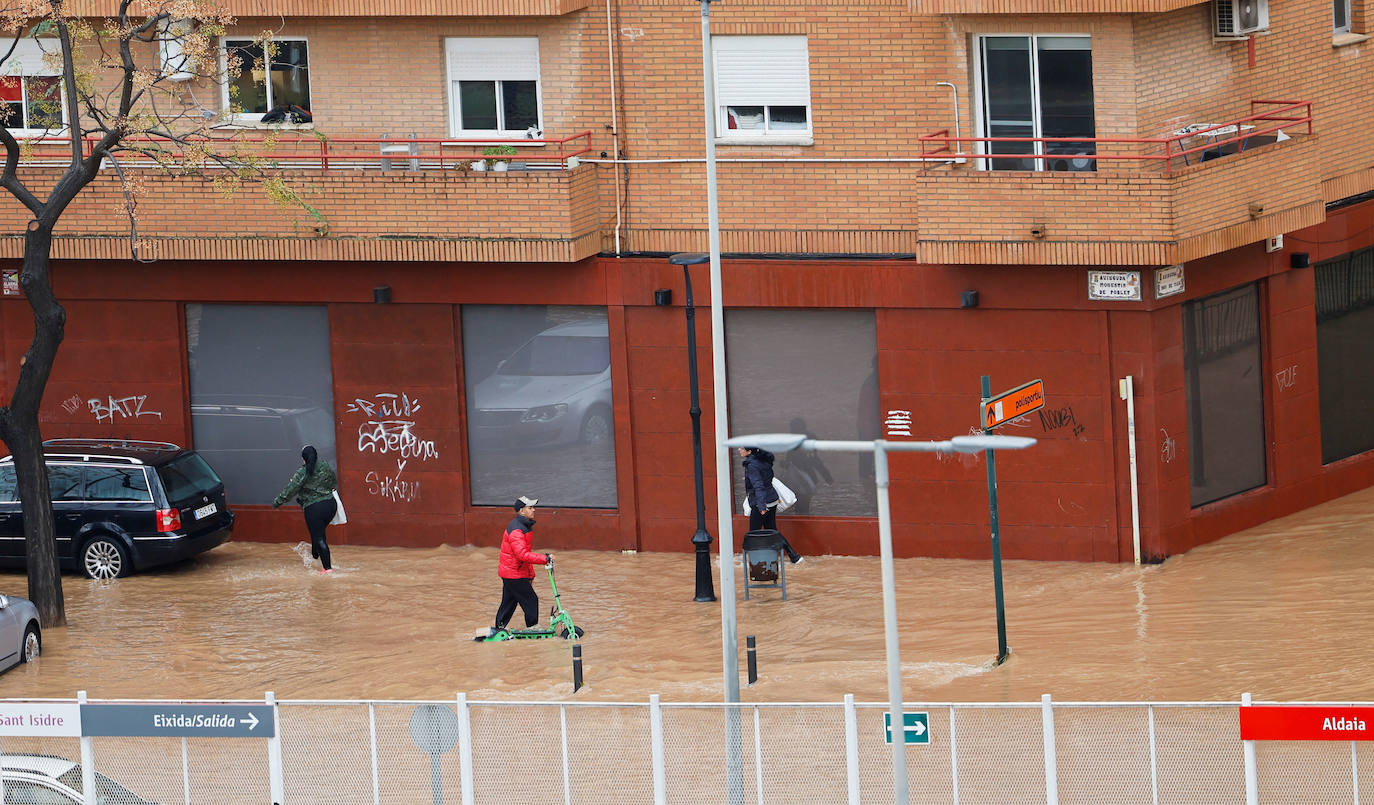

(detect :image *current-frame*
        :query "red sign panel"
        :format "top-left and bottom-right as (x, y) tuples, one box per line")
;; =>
(1239, 706), (1374, 741)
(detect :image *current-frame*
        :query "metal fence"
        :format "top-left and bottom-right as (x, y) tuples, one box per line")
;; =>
(0, 694), (1369, 805)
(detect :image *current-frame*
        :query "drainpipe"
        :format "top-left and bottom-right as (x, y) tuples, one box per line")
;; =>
(606, 0), (623, 255)
(935, 81), (961, 143)
(1119, 375), (1141, 564)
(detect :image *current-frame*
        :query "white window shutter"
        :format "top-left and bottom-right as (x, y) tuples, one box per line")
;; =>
(446, 37), (540, 82)
(713, 36), (810, 107)
(0, 40), (61, 76)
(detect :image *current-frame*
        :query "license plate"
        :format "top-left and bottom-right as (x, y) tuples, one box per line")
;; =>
(193, 503), (217, 520)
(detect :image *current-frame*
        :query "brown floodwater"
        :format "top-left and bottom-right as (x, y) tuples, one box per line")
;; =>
(0, 485), (1371, 704)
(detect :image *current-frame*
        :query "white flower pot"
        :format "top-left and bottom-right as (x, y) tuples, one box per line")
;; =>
(492, 161), (509, 172)
(470, 160), (486, 172)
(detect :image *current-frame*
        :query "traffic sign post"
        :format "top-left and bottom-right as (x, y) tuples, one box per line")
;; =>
(980, 376), (1045, 665)
(79, 704), (275, 738)
(883, 712), (930, 745)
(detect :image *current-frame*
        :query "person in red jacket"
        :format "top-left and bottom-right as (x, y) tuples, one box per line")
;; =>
(493, 495), (553, 632)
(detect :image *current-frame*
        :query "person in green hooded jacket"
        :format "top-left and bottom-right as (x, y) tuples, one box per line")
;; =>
(272, 445), (339, 573)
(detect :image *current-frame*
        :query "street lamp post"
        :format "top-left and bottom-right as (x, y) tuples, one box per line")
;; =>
(670, 253), (716, 602)
(723, 432), (1036, 805)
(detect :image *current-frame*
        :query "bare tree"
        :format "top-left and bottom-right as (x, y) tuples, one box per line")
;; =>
(0, 0), (321, 626)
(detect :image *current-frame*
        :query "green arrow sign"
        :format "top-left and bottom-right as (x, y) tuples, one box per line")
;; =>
(883, 711), (930, 745)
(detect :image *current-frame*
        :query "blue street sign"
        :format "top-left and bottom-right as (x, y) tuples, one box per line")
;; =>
(80, 704), (275, 737)
(884, 711), (930, 745)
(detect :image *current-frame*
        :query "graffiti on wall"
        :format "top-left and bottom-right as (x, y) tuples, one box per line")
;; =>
(1275, 365), (1297, 392)
(347, 393), (439, 504)
(85, 394), (163, 424)
(1160, 428), (1177, 465)
(1038, 405), (1085, 439)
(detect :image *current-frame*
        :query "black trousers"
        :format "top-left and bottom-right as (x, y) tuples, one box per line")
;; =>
(495, 577), (540, 629)
(747, 505), (801, 563)
(303, 497), (335, 570)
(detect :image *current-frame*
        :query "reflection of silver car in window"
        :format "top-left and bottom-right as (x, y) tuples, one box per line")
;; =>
(470, 320), (614, 448)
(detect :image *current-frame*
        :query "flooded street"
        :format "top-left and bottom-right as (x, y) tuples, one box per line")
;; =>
(1, 486), (1372, 704)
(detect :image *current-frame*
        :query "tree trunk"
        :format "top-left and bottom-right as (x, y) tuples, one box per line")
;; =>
(0, 222), (67, 627)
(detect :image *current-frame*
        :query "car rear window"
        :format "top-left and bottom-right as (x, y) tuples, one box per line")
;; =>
(157, 453), (224, 502)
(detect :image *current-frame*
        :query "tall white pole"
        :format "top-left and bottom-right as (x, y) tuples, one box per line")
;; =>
(873, 442), (909, 805)
(699, 3), (744, 803)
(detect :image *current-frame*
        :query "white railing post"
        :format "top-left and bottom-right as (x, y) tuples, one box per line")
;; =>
(844, 695), (859, 805)
(368, 703), (380, 805)
(560, 705), (571, 805)
(180, 736), (190, 805)
(949, 705), (960, 805)
(78, 691), (95, 805)
(1148, 706), (1159, 805)
(1352, 740), (1361, 805)
(457, 693), (474, 805)
(650, 695), (667, 805)
(754, 707), (764, 805)
(1041, 694), (1058, 805)
(1242, 693), (1258, 805)
(267, 691), (285, 805)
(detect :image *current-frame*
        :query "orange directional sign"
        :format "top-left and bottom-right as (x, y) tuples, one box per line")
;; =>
(981, 379), (1045, 430)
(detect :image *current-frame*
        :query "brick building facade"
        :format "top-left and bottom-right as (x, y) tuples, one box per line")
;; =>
(3, 0), (1372, 562)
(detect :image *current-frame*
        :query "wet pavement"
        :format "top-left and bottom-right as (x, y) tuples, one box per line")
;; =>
(0, 485), (1372, 704)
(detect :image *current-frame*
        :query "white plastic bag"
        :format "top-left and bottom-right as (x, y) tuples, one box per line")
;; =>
(772, 477), (797, 512)
(330, 490), (347, 525)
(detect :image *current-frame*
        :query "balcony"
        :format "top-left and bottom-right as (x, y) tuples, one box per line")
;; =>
(0, 132), (601, 264)
(909, 0), (1208, 13)
(67, 0), (593, 15)
(912, 100), (1317, 265)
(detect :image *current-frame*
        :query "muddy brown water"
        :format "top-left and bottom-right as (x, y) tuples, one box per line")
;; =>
(0, 486), (1371, 704)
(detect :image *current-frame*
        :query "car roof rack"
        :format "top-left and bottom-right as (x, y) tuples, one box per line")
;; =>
(41, 438), (182, 452)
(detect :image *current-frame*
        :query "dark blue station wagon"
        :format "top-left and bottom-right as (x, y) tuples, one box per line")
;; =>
(0, 439), (235, 579)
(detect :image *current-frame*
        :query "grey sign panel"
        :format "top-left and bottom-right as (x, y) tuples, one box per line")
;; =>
(80, 704), (275, 737)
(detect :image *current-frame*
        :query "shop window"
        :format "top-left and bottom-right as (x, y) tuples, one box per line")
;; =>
(462, 306), (617, 509)
(1316, 247), (1374, 462)
(713, 36), (812, 141)
(186, 304), (336, 504)
(977, 35), (1095, 172)
(445, 38), (542, 137)
(223, 39), (311, 123)
(725, 309), (880, 517)
(1183, 283), (1267, 506)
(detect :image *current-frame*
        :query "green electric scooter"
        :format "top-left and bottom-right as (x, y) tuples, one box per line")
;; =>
(474, 564), (584, 642)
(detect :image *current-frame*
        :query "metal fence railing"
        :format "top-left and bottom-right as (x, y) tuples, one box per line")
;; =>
(0, 693), (1365, 804)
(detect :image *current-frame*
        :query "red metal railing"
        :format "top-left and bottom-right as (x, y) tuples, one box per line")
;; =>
(9, 130), (595, 172)
(918, 100), (1312, 175)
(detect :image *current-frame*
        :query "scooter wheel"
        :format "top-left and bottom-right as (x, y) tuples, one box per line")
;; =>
(559, 626), (585, 639)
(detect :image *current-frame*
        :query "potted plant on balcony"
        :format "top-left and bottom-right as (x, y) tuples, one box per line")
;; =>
(482, 145), (518, 172)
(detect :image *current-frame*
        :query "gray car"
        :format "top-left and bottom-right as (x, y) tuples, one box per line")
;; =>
(0, 594), (39, 673)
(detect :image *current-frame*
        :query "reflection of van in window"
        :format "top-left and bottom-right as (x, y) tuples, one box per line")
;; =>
(469, 320), (614, 448)
(189, 394), (336, 504)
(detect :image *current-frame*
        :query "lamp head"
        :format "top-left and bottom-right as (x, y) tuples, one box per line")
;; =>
(723, 433), (808, 453)
(948, 435), (1037, 453)
(669, 252), (711, 266)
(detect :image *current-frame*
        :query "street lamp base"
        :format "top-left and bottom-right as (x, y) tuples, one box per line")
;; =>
(692, 528), (716, 602)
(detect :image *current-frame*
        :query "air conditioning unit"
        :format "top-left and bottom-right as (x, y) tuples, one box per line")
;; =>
(1215, 0), (1269, 36)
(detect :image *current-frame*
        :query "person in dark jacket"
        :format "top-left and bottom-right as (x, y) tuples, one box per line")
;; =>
(738, 447), (803, 564)
(494, 495), (553, 631)
(272, 445), (339, 573)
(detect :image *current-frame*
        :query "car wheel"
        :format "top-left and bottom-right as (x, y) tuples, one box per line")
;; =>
(579, 407), (612, 444)
(20, 622), (38, 663)
(82, 536), (129, 580)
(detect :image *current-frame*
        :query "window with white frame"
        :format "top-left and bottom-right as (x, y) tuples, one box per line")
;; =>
(445, 38), (543, 137)
(713, 35), (812, 140)
(1334, 0), (1352, 32)
(977, 35), (1095, 171)
(223, 38), (311, 122)
(0, 39), (64, 133)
